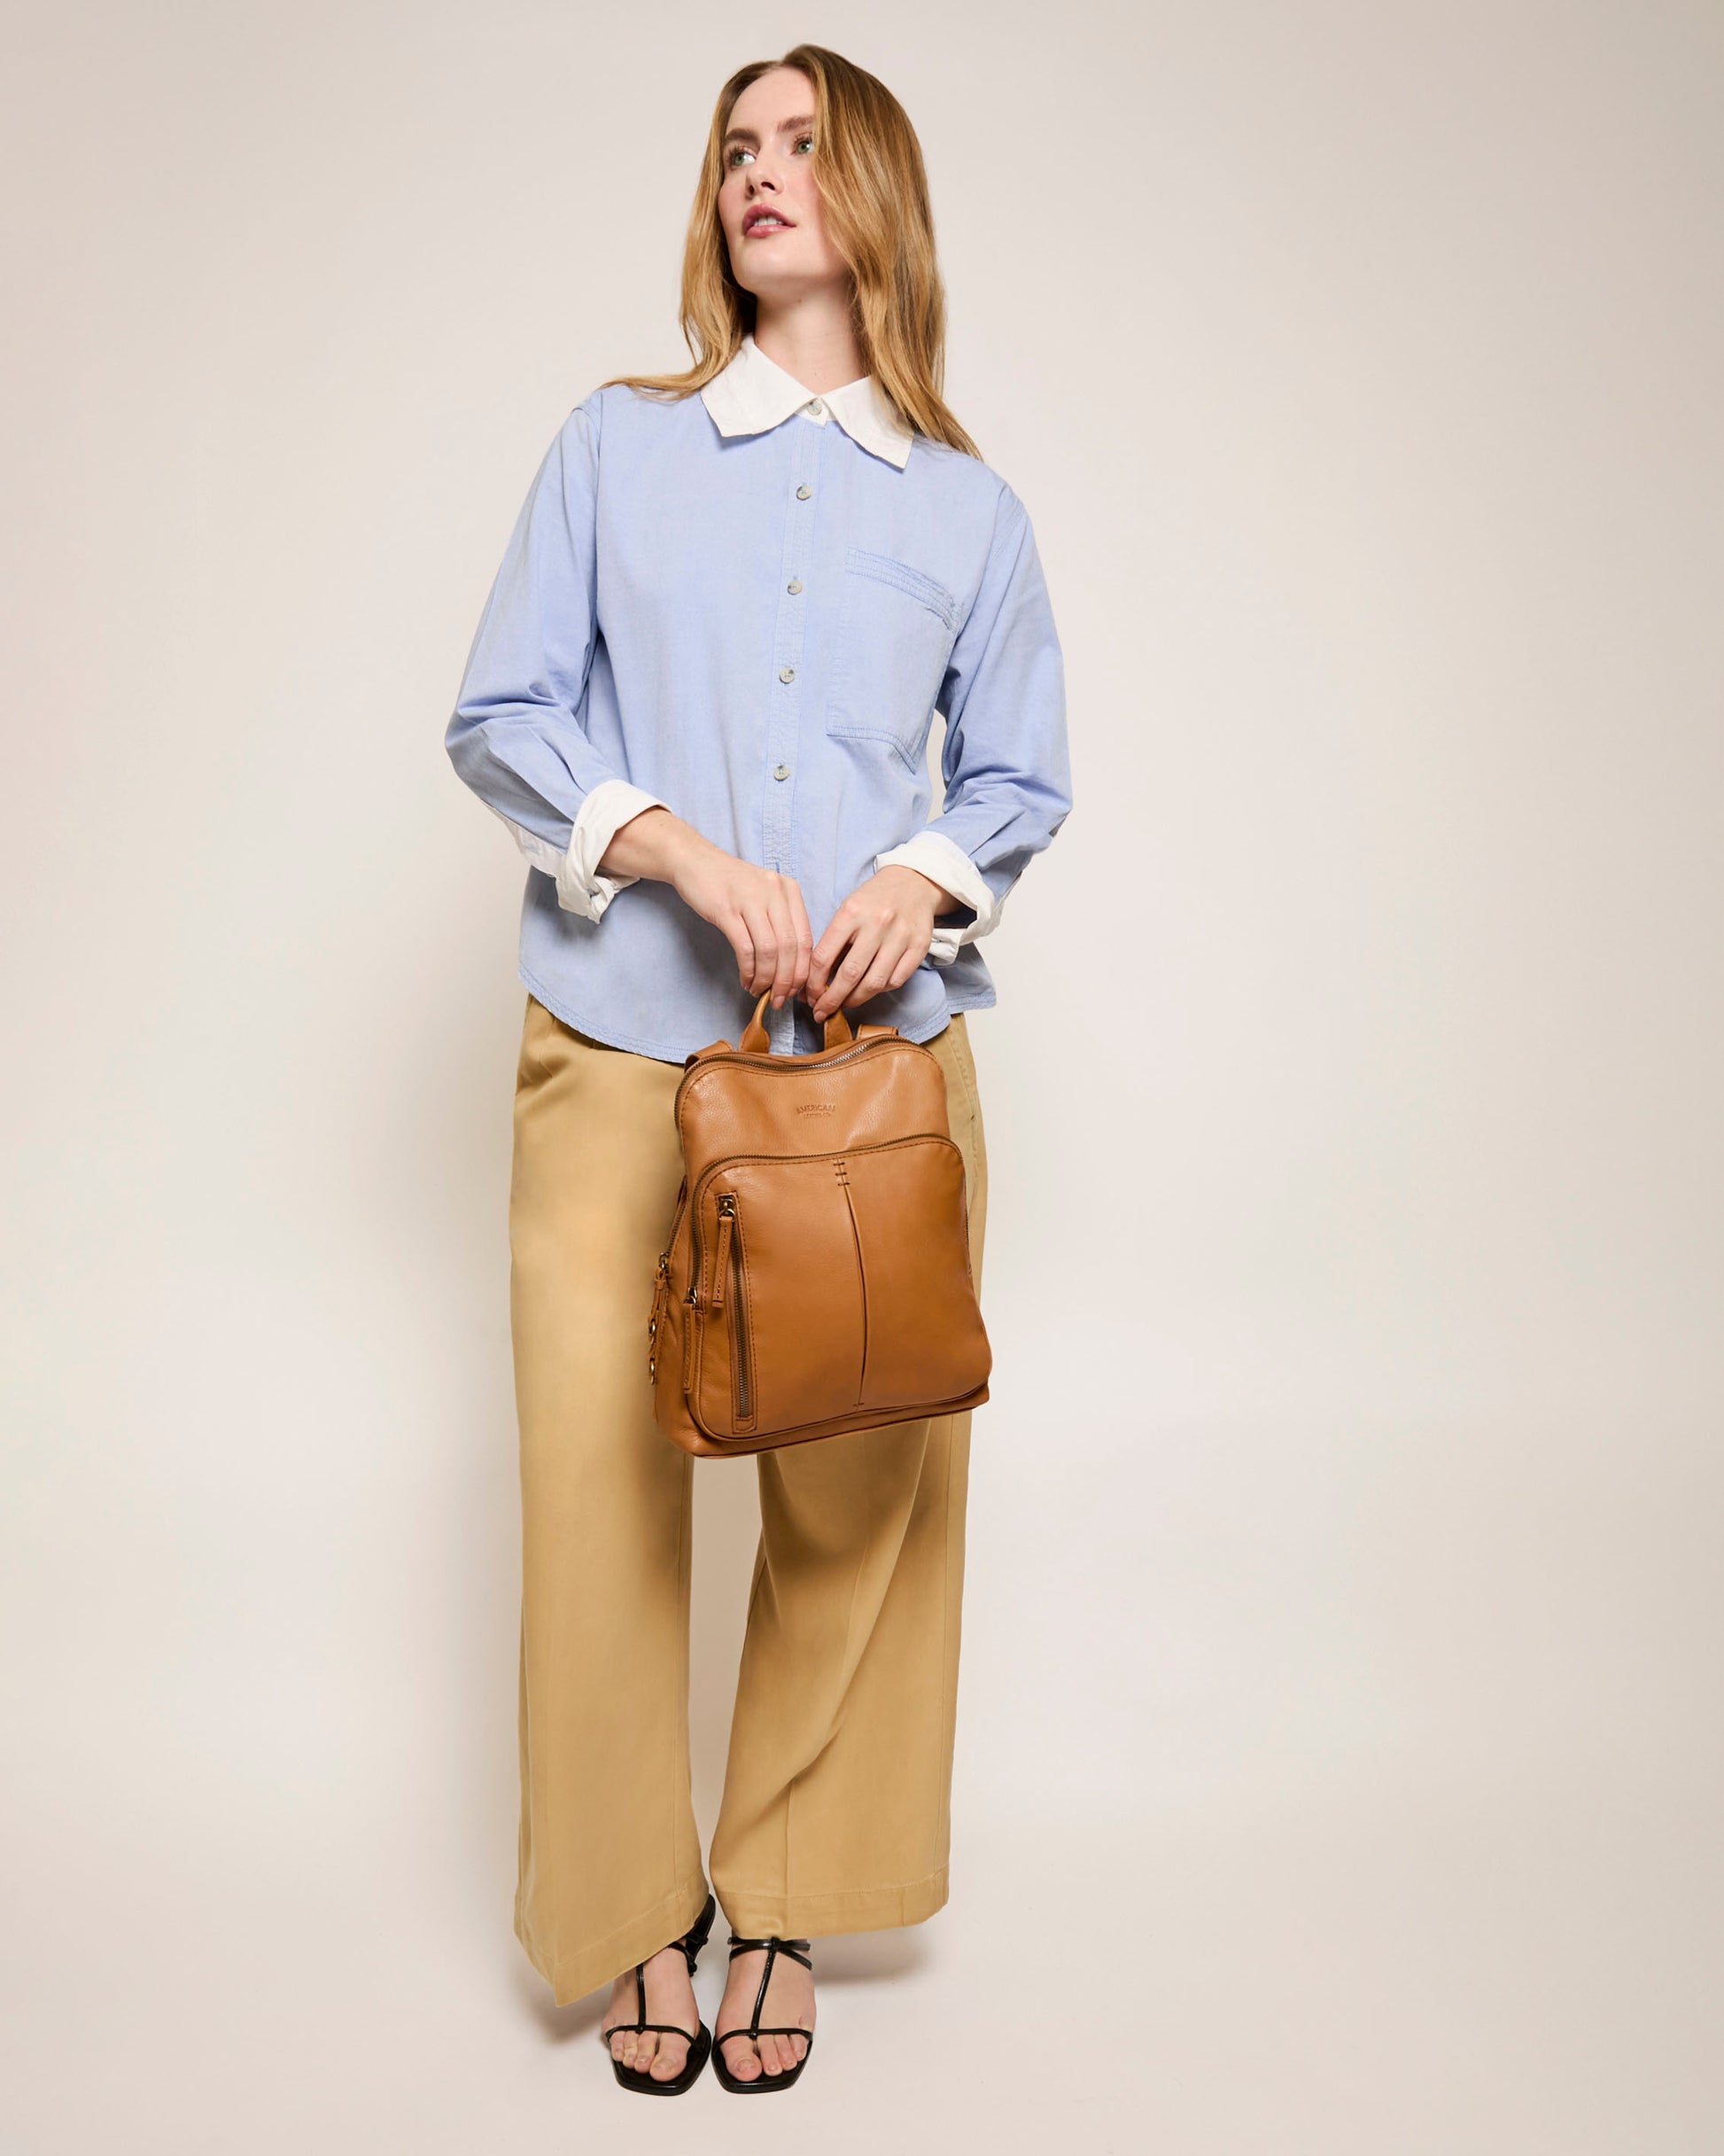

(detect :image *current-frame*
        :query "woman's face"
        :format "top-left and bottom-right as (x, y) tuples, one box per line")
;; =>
(717, 67), (848, 307)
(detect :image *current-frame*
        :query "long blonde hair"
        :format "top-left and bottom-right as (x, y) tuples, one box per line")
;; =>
(600, 43), (981, 459)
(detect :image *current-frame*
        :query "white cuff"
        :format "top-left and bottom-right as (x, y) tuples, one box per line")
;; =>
(557, 780), (669, 921)
(564, 784), (672, 918)
(488, 781), (669, 922)
(874, 830), (998, 967)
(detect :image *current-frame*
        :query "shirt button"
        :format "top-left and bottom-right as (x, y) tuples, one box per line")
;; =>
(808, 399), (824, 416)
(796, 484), (812, 500)
(787, 578), (803, 595)
(778, 665), (796, 683)
(773, 763), (790, 781)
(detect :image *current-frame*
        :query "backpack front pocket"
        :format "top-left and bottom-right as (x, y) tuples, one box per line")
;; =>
(688, 1138), (989, 1443)
(691, 1155), (868, 1440)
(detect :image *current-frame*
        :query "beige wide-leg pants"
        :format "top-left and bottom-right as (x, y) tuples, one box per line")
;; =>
(507, 992), (990, 2006)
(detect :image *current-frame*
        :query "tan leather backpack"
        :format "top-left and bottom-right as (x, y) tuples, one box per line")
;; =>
(648, 989), (990, 1456)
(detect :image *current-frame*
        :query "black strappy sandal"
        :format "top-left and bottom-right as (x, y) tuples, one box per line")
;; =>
(711, 1932), (816, 2093)
(599, 1891), (718, 2096)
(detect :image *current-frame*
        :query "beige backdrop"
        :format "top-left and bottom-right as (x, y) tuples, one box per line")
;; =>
(3, 2), (1720, 2149)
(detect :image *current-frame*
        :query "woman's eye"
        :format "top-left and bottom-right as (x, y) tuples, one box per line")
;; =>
(794, 133), (813, 154)
(727, 147), (753, 168)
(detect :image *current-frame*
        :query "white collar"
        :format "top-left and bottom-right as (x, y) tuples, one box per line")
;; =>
(699, 333), (914, 470)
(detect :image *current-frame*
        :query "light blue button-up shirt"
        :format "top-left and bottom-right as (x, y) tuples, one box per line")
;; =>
(446, 333), (1072, 1062)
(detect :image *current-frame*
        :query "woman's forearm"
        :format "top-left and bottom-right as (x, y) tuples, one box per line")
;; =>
(599, 804), (711, 883)
(603, 806), (966, 918)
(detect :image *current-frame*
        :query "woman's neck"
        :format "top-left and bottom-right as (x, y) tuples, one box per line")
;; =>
(750, 298), (866, 397)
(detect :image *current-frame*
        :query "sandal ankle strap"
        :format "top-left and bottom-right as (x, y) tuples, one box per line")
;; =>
(667, 1891), (718, 1976)
(726, 1931), (812, 1965)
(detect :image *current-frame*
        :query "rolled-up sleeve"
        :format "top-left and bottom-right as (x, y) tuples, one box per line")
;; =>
(445, 397), (667, 922)
(873, 485), (1071, 964)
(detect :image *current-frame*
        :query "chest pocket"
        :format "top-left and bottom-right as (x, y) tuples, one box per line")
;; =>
(823, 547), (962, 774)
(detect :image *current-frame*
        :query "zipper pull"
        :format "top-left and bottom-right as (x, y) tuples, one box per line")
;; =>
(711, 1195), (736, 1310)
(648, 1256), (669, 1380)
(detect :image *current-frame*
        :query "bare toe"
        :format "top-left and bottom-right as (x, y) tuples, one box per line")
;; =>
(649, 2034), (687, 2081)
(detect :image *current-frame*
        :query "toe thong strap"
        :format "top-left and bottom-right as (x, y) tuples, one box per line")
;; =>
(722, 1932), (814, 2043)
(605, 1950), (705, 2046)
(715, 2025), (812, 2054)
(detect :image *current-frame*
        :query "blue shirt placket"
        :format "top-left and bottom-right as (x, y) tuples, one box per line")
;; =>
(765, 411), (824, 1055)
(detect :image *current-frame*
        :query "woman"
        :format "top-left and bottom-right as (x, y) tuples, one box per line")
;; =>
(446, 43), (1072, 2094)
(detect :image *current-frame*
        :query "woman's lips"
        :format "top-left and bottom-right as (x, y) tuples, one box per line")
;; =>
(744, 217), (794, 237)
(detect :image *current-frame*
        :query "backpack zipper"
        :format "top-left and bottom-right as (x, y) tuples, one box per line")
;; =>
(673, 1034), (915, 1142)
(712, 1194), (752, 1423)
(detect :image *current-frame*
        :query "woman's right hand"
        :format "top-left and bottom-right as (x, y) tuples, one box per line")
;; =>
(600, 808), (815, 1010)
(676, 844), (816, 1010)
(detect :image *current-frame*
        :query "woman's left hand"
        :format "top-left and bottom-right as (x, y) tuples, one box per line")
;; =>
(802, 865), (951, 1023)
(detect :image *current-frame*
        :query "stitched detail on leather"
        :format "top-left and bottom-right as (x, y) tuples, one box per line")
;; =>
(837, 1164), (868, 1409)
